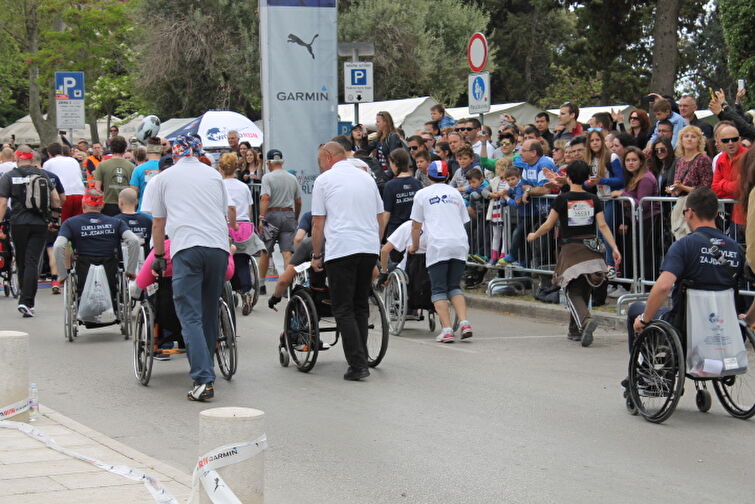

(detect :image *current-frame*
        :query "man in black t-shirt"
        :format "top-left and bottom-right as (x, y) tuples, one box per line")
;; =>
(114, 187), (152, 257)
(626, 187), (743, 348)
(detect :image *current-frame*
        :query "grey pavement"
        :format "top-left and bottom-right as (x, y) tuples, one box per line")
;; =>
(1, 282), (754, 503)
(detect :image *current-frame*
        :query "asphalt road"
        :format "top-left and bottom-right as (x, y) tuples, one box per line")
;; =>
(2, 282), (754, 503)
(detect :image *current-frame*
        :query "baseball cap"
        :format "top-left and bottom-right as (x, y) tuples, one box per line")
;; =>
(266, 149), (284, 163)
(427, 160), (449, 180)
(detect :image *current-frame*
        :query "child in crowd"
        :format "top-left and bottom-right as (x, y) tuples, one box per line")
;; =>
(501, 166), (534, 266)
(430, 104), (457, 131)
(414, 150), (432, 187)
(463, 168), (491, 261)
(450, 145), (478, 189)
(409, 160), (473, 343)
(486, 158), (513, 265)
(114, 187), (152, 258)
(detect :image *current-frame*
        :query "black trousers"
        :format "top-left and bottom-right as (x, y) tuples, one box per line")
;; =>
(325, 253), (377, 370)
(11, 224), (48, 308)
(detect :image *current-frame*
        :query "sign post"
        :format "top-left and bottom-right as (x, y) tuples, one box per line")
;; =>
(55, 72), (85, 131)
(466, 33), (489, 125)
(338, 42), (375, 126)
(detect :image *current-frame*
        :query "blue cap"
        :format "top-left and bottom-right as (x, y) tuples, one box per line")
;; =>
(266, 149), (284, 162)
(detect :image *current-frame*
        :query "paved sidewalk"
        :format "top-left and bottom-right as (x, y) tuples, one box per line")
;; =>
(0, 405), (192, 503)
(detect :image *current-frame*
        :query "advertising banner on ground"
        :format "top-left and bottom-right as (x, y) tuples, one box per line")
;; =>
(259, 0), (338, 209)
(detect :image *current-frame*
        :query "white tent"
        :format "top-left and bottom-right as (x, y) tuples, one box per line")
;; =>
(447, 102), (546, 130)
(0, 115), (121, 146)
(338, 96), (438, 135)
(546, 104), (635, 126)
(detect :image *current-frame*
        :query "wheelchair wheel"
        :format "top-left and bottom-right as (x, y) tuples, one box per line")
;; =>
(118, 273), (131, 340)
(133, 302), (154, 386)
(367, 289), (389, 367)
(428, 312), (436, 332)
(695, 387), (712, 413)
(249, 255), (260, 309)
(283, 290), (320, 372)
(8, 258), (19, 298)
(384, 270), (407, 336)
(627, 320), (685, 424)
(63, 276), (77, 342)
(222, 281), (237, 329)
(712, 322), (755, 419)
(216, 299), (238, 380)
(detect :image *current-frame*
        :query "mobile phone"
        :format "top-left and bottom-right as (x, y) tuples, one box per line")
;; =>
(709, 87), (716, 100)
(738, 79), (745, 91)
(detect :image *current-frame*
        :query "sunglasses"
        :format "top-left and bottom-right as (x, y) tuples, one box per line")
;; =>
(721, 136), (740, 144)
(587, 127), (603, 132)
(500, 141), (513, 146)
(456, 127), (473, 132)
(654, 148), (667, 153)
(629, 116), (640, 120)
(409, 145), (420, 151)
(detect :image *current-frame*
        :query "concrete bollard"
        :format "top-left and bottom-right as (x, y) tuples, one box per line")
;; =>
(198, 407), (265, 504)
(0, 331), (29, 423)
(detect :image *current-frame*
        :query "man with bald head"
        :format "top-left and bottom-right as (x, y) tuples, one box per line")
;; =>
(0, 147), (15, 176)
(311, 141), (385, 381)
(712, 122), (748, 241)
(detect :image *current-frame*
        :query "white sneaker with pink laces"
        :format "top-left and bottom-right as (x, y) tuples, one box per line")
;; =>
(435, 328), (454, 343)
(460, 320), (473, 339)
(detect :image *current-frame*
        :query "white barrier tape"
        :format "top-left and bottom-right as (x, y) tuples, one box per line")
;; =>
(189, 435), (267, 504)
(0, 419), (179, 504)
(0, 397), (30, 419)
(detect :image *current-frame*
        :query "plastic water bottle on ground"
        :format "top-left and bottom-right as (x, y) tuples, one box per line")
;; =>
(29, 383), (39, 422)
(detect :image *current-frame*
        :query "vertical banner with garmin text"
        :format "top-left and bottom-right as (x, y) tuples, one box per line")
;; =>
(259, 0), (338, 210)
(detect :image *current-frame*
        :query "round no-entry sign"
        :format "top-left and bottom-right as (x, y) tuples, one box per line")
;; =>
(467, 32), (488, 73)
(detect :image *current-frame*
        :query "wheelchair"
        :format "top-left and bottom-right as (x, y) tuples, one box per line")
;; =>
(133, 279), (237, 386)
(0, 223), (18, 298)
(277, 262), (389, 373)
(63, 255), (131, 343)
(231, 254), (261, 316)
(626, 295), (755, 424)
(382, 255), (459, 336)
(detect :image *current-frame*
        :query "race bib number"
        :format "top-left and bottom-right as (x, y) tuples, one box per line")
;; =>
(567, 200), (595, 227)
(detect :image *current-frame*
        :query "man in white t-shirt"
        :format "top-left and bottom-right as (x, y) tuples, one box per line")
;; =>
(311, 141), (385, 381)
(409, 160), (474, 343)
(150, 135), (231, 402)
(0, 147), (15, 176)
(43, 142), (86, 221)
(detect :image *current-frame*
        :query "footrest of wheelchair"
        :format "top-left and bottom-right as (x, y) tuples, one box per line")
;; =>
(154, 348), (186, 355)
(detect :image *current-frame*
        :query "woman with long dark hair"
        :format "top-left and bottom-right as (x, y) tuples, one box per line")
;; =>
(649, 137), (676, 191)
(370, 111), (405, 172)
(614, 109), (652, 149)
(349, 124), (367, 151)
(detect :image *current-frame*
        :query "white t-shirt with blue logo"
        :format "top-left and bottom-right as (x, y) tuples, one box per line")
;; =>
(409, 183), (470, 267)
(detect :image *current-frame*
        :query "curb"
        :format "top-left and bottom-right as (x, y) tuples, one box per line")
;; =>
(465, 292), (625, 331)
(40, 404), (193, 487)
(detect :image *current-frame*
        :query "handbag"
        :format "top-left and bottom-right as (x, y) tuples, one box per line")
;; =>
(670, 195), (690, 240)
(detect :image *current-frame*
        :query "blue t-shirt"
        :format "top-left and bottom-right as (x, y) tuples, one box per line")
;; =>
(129, 160), (160, 210)
(521, 156), (556, 187)
(114, 212), (152, 253)
(660, 226), (743, 315)
(59, 212), (130, 257)
(297, 211), (312, 236)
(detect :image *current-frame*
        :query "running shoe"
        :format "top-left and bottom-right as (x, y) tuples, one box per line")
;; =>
(581, 319), (597, 347)
(18, 304), (33, 318)
(496, 258), (510, 266)
(436, 328), (454, 343)
(51, 281), (60, 294)
(459, 321), (473, 340)
(187, 383), (214, 401)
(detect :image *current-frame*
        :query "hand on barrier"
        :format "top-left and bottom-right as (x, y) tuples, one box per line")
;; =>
(612, 248), (622, 268)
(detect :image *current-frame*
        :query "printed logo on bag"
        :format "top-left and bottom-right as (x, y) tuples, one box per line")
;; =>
(566, 200), (594, 226)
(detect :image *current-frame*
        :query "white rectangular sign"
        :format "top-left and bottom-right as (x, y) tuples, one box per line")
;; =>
(344, 62), (373, 103)
(259, 0), (338, 209)
(55, 71), (85, 130)
(468, 72), (490, 114)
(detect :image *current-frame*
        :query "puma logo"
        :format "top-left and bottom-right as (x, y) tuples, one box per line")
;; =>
(287, 33), (319, 59)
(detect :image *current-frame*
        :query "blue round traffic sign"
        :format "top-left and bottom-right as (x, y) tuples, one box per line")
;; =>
(472, 76), (485, 100)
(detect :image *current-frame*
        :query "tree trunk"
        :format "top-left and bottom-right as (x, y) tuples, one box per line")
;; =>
(88, 108), (99, 145)
(649, 0), (682, 96)
(24, 1), (57, 147)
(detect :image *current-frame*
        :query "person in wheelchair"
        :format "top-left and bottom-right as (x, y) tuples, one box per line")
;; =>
(53, 189), (141, 324)
(379, 220), (430, 319)
(624, 187), (743, 386)
(136, 239), (236, 360)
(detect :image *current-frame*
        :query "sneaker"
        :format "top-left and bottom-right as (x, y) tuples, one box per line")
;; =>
(154, 353), (171, 361)
(459, 320), (473, 339)
(18, 304), (33, 318)
(436, 328), (454, 343)
(608, 285), (629, 298)
(259, 284), (267, 296)
(496, 258), (510, 266)
(581, 319), (597, 347)
(187, 383), (214, 401)
(502, 254), (515, 264)
(606, 266), (617, 280)
(51, 281), (60, 294)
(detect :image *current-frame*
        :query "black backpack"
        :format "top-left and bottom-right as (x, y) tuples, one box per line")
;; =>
(10, 167), (52, 220)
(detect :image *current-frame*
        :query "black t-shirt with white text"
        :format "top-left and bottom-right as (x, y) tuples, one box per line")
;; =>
(114, 212), (152, 254)
(382, 176), (423, 237)
(551, 191), (604, 240)
(59, 212), (129, 257)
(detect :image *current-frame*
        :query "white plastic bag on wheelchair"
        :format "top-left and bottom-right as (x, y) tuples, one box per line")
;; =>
(686, 288), (748, 378)
(77, 265), (116, 324)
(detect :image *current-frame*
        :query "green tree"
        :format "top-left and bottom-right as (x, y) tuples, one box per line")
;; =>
(339, 0), (492, 105)
(720, 0), (755, 109)
(538, 64), (602, 109)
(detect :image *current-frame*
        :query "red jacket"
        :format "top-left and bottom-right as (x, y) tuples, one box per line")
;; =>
(712, 145), (748, 225)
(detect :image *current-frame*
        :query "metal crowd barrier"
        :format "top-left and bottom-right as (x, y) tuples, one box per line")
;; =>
(249, 182), (262, 224)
